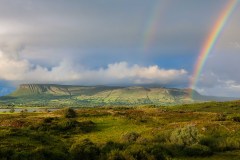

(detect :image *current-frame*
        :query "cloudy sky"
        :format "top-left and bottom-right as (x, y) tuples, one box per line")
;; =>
(0, 0), (240, 97)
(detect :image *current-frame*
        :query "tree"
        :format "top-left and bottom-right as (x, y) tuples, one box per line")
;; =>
(62, 107), (77, 118)
(9, 107), (15, 113)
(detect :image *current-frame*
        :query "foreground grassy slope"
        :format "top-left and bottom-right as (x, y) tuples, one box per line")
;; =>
(1, 100), (240, 159)
(0, 84), (235, 107)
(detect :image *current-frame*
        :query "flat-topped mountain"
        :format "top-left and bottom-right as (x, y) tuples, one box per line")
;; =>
(12, 84), (122, 96)
(0, 84), (236, 107)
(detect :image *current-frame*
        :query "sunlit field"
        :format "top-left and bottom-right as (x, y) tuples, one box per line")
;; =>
(0, 101), (240, 159)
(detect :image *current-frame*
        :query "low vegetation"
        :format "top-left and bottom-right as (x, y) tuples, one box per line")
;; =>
(0, 101), (240, 159)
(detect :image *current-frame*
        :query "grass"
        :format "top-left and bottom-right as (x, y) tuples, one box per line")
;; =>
(0, 101), (240, 159)
(167, 100), (240, 113)
(74, 115), (152, 143)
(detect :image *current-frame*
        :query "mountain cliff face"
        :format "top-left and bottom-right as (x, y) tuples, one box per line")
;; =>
(0, 84), (235, 107)
(13, 84), (75, 96)
(12, 84), (122, 96)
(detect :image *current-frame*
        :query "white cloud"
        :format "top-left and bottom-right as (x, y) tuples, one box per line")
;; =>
(0, 50), (188, 86)
(235, 42), (240, 49)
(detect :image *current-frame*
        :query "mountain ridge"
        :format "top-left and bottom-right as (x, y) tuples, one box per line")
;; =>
(0, 84), (237, 107)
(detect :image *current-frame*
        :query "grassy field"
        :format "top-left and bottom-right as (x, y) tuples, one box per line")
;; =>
(1, 101), (240, 159)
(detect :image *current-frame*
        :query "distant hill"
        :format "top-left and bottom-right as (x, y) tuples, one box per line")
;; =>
(0, 84), (237, 107)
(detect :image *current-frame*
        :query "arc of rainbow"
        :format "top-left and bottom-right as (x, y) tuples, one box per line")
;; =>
(189, 0), (238, 96)
(143, 0), (169, 53)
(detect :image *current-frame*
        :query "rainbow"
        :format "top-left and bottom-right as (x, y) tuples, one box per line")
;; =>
(189, 0), (238, 96)
(143, 1), (169, 53)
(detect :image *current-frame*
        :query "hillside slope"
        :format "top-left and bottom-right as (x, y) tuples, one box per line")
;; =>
(0, 84), (236, 107)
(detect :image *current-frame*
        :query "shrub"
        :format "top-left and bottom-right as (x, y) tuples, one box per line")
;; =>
(123, 144), (154, 160)
(43, 117), (55, 123)
(200, 136), (240, 152)
(32, 147), (68, 160)
(169, 125), (199, 146)
(44, 108), (49, 113)
(78, 120), (96, 133)
(122, 132), (140, 143)
(32, 118), (95, 133)
(153, 132), (170, 143)
(215, 137), (240, 151)
(199, 136), (215, 147)
(10, 151), (32, 160)
(9, 108), (15, 113)
(0, 148), (14, 159)
(29, 132), (54, 145)
(215, 113), (226, 121)
(136, 137), (149, 144)
(58, 119), (80, 131)
(69, 139), (100, 160)
(41, 119), (79, 131)
(149, 144), (171, 160)
(102, 141), (124, 154)
(183, 144), (213, 157)
(232, 116), (240, 122)
(61, 107), (77, 118)
(107, 150), (126, 160)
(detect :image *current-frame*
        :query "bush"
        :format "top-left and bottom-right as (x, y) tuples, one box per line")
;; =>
(149, 144), (171, 160)
(43, 117), (55, 123)
(200, 136), (240, 152)
(78, 120), (95, 131)
(0, 148), (14, 160)
(32, 118), (95, 133)
(199, 136), (215, 147)
(215, 137), (240, 151)
(183, 144), (213, 157)
(122, 132), (140, 143)
(232, 116), (240, 122)
(136, 137), (149, 144)
(9, 108), (15, 113)
(123, 144), (154, 160)
(10, 151), (32, 160)
(56, 119), (79, 131)
(69, 139), (100, 160)
(40, 119), (79, 131)
(61, 107), (77, 118)
(107, 150), (126, 160)
(215, 113), (226, 121)
(169, 125), (199, 146)
(29, 132), (54, 145)
(31, 147), (68, 160)
(154, 132), (170, 143)
(102, 141), (124, 154)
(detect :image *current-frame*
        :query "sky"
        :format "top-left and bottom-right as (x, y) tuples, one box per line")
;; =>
(0, 0), (240, 97)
